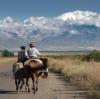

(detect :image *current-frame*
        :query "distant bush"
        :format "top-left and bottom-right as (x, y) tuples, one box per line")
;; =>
(2, 49), (14, 57)
(84, 50), (100, 62)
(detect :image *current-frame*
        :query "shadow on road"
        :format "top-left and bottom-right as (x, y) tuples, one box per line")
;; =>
(0, 89), (16, 94)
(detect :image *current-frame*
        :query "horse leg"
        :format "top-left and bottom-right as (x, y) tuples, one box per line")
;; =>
(15, 77), (20, 93)
(32, 75), (38, 93)
(31, 75), (36, 94)
(15, 78), (18, 93)
(25, 78), (30, 93)
(17, 78), (21, 93)
(20, 79), (24, 89)
(36, 77), (38, 91)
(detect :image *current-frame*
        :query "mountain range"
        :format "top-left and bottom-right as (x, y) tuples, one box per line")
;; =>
(0, 10), (100, 51)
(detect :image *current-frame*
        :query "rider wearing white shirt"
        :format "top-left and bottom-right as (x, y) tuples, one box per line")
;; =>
(27, 43), (40, 59)
(27, 43), (48, 74)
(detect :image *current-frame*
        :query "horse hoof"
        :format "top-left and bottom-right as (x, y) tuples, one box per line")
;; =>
(20, 87), (22, 89)
(32, 87), (35, 90)
(28, 89), (30, 93)
(16, 90), (19, 94)
(33, 91), (36, 94)
(36, 87), (38, 91)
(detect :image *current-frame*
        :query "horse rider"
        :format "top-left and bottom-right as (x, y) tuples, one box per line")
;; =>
(26, 43), (43, 69)
(27, 43), (40, 59)
(17, 46), (28, 64)
(12, 46), (28, 79)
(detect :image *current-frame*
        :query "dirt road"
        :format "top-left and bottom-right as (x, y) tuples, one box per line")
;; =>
(0, 61), (86, 99)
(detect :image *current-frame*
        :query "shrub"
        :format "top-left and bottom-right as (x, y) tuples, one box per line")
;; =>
(2, 49), (14, 57)
(84, 50), (100, 62)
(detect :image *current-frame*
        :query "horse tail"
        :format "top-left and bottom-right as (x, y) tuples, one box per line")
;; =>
(37, 72), (42, 77)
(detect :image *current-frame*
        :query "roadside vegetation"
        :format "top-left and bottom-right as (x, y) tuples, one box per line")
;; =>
(0, 57), (17, 63)
(0, 49), (15, 63)
(0, 49), (14, 57)
(46, 50), (100, 99)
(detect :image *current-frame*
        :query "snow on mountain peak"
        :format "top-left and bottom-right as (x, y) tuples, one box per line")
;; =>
(3, 16), (14, 23)
(57, 10), (100, 27)
(57, 10), (97, 20)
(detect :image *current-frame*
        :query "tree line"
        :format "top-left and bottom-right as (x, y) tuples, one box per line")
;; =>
(84, 50), (100, 62)
(76, 50), (100, 62)
(0, 49), (14, 57)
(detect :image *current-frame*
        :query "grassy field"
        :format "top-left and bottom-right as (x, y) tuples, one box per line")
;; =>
(46, 54), (100, 99)
(0, 57), (17, 63)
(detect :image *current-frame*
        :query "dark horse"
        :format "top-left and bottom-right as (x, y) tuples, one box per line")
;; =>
(14, 58), (48, 94)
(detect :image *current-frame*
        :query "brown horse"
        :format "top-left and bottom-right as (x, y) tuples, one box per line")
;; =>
(14, 58), (48, 94)
(13, 62), (29, 93)
(14, 67), (30, 93)
(24, 58), (48, 94)
(12, 62), (23, 79)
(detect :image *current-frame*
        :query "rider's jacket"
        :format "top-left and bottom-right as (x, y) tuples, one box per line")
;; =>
(27, 47), (40, 58)
(17, 50), (27, 62)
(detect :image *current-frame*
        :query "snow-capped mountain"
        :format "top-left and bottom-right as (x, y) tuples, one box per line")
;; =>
(57, 10), (100, 27)
(0, 10), (100, 51)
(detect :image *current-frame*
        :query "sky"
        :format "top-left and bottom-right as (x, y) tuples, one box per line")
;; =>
(0, 0), (99, 20)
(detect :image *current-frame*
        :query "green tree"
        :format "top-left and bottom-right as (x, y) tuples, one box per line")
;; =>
(3, 49), (14, 57)
(86, 50), (100, 61)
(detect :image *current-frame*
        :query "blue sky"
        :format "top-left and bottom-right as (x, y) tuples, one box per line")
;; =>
(0, 0), (100, 20)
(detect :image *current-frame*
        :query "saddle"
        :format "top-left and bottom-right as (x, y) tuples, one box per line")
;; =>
(24, 58), (43, 68)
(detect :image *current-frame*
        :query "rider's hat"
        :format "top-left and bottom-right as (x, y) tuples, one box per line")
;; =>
(20, 46), (25, 50)
(29, 43), (34, 47)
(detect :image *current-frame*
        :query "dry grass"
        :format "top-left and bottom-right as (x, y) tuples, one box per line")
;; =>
(0, 57), (17, 63)
(47, 55), (100, 98)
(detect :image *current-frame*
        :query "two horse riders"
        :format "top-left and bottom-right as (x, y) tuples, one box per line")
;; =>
(13, 43), (48, 93)
(17, 43), (43, 67)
